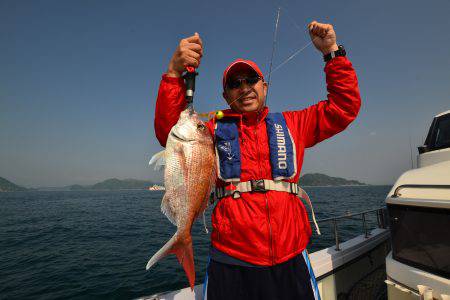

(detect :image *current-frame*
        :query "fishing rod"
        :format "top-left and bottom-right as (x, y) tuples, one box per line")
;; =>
(183, 66), (197, 108)
(266, 5), (319, 77)
(196, 6), (317, 119)
(200, 8), (281, 111)
(265, 7), (281, 105)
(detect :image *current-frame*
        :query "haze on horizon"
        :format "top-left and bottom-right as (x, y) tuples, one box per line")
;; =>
(1, 0), (449, 188)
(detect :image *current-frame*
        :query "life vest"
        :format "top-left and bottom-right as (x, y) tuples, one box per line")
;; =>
(215, 112), (297, 182)
(214, 112), (321, 235)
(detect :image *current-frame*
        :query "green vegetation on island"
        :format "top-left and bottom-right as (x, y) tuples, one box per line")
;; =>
(68, 178), (155, 191)
(0, 177), (27, 192)
(2, 173), (365, 192)
(299, 173), (366, 187)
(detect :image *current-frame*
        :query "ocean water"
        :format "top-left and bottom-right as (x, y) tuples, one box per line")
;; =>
(0, 186), (391, 299)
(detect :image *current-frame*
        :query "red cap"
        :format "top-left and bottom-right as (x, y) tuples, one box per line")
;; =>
(222, 59), (264, 89)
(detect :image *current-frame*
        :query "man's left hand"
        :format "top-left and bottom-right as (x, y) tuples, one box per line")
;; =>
(308, 21), (339, 55)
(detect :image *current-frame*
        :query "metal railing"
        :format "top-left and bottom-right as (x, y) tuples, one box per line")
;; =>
(391, 184), (450, 198)
(311, 207), (387, 251)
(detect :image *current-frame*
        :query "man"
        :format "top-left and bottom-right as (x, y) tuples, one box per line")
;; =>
(154, 21), (361, 300)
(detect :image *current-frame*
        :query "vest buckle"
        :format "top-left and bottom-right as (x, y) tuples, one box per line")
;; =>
(250, 179), (266, 192)
(232, 190), (241, 199)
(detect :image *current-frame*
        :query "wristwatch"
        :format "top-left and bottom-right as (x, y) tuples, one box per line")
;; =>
(323, 45), (346, 62)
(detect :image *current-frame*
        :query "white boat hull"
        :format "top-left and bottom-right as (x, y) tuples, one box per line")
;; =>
(139, 228), (390, 300)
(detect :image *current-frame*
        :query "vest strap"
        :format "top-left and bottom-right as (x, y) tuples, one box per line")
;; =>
(214, 180), (321, 235)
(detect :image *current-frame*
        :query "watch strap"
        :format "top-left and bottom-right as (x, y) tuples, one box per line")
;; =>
(323, 45), (346, 62)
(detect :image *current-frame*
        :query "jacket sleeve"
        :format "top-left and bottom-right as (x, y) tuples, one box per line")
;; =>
(154, 74), (187, 147)
(283, 57), (361, 148)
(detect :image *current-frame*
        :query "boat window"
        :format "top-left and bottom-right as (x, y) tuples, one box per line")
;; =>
(388, 204), (450, 279)
(435, 117), (450, 148)
(428, 114), (450, 151)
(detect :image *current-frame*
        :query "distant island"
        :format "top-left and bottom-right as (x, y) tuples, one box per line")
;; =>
(1, 173), (366, 192)
(67, 174), (364, 190)
(0, 177), (28, 192)
(299, 173), (366, 187)
(68, 178), (158, 191)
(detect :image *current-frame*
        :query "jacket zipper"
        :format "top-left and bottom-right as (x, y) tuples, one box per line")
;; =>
(254, 121), (274, 265)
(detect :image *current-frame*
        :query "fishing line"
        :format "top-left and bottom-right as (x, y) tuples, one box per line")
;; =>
(279, 6), (304, 33)
(233, 35), (317, 108)
(213, 6), (284, 111)
(268, 37), (317, 75)
(265, 4), (320, 75)
(225, 88), (255, 108)
(199, 5), (319, 119)
(197, 89), (254, 119)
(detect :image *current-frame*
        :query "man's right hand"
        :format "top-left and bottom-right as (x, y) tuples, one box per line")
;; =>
(166, 33), (203, 78)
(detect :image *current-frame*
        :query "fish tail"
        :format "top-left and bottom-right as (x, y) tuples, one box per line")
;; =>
(174, 235), (195, 290)
(145, 231), (195, 290)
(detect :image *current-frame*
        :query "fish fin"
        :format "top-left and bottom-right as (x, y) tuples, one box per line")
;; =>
(145, 233), (176, 271)
(174, 144), (189, 185)
(149, 150), (166, 171)
(161, 193), (177, 226)
(145, 232), (195, 290)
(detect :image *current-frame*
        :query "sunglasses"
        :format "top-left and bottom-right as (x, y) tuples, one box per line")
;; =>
(226, 76), (262, 90)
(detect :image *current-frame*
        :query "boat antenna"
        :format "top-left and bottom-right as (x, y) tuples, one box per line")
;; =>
(409, 134), (414, 169)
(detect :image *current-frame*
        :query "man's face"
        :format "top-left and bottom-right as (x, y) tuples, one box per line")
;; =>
(223, 68), (268, 113)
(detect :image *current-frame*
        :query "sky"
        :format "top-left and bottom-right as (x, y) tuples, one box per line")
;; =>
(1, 0), (449, 187)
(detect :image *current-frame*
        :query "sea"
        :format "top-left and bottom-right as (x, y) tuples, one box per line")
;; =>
(0, 186), (391, 299)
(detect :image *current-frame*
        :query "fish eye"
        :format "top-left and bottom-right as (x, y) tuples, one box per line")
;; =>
(197, 124), (206, 130)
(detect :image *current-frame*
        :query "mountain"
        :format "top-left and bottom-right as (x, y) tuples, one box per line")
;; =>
(299, 173), (366, 186)
(69, 178), (155, 191)
(7, 173), (364, 192)
(0, 177), (27, 192)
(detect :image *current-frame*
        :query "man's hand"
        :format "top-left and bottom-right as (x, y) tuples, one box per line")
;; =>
(308, 21), (339, 55)
(166, 33), (203, 78)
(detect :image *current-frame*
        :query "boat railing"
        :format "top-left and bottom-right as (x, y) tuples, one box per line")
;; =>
(311, 207), (387, 251)
(391, 184), (450, 197)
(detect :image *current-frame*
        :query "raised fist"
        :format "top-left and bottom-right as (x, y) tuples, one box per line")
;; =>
(167, 33), (203, 78)
(308, 21), (339, 55)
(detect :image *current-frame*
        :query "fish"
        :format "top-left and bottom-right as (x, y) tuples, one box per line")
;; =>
(146, 106), (216, 290)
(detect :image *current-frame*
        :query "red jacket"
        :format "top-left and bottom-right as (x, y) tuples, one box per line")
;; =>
(154, 57), (361, 266)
